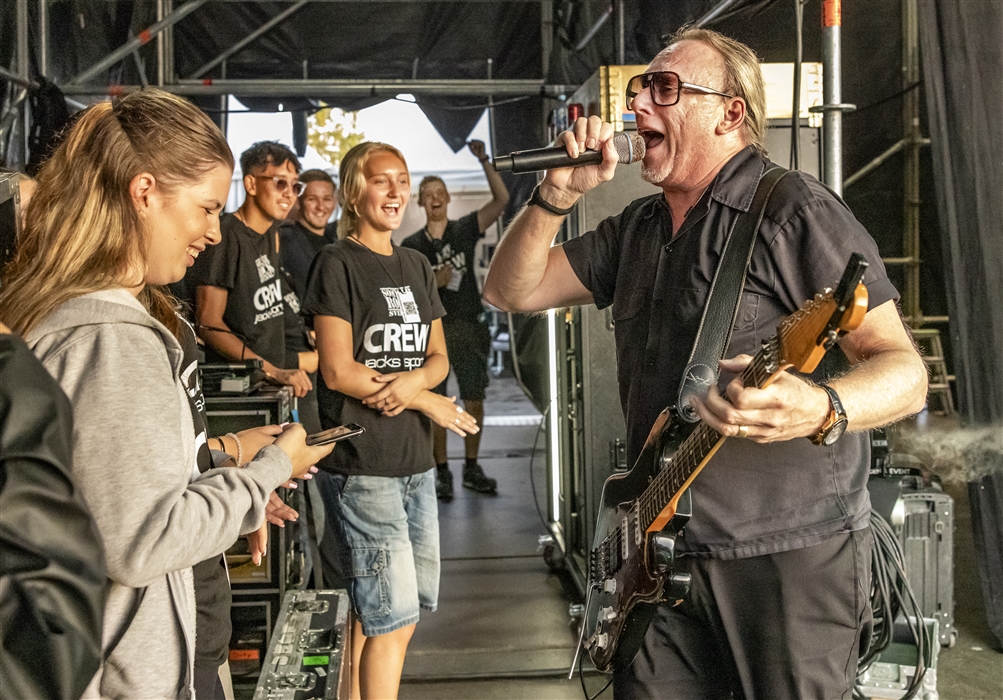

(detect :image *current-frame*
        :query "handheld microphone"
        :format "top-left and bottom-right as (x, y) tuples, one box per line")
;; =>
(492, 132), (645, 174)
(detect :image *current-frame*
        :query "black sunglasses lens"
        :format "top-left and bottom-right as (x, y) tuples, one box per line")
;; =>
(626, 75), (647, 108)
(626, 72), (679, 108)
(650, 73), (679, 105)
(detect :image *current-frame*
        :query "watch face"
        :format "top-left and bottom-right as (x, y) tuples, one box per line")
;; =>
(824, 420), (848, 446)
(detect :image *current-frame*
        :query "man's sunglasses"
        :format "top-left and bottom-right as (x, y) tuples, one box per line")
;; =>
(625, 71), (735, 111)
(256, 175), (306, 196)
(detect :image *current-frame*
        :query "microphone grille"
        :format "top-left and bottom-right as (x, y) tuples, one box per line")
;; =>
(613, 132), (646, 164)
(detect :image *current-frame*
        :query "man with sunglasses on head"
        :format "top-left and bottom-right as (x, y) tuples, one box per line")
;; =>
(191, 141), (316, 398)
(485, 27), (926, 700)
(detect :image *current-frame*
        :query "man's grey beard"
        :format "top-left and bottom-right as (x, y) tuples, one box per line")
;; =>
(641, 161), (670, 185)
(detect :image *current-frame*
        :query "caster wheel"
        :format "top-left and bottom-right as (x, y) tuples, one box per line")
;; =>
(543, 542), (565, 571)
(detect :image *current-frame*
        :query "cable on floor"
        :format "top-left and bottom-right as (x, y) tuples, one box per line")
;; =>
(853, 511), (932, 700)
(528, 404), (551, 531)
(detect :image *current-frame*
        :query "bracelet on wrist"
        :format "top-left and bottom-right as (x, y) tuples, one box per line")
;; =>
(528, 184), (575, 216)
(226, 432), (243, 465)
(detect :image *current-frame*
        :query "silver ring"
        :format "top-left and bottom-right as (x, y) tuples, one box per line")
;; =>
(454, 418), (460, 424)
(456, 405), (463, 413)
(736, 425), (749, 439)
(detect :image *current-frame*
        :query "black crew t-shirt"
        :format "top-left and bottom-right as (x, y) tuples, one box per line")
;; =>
(563, 147), (899, 560)
(401, 211), (484, 323)
(280, 221), (334, 299)
(189, 214), (288, 368)
(301, 240), (446, 477)
(176, 315), (232, 671)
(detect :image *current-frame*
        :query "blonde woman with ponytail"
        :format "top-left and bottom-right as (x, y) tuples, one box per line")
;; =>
(0, 89), (334, 699)
(301, 142), (478, 700)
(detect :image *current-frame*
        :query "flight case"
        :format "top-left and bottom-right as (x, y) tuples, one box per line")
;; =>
(867, 472), (956, 647)
(253, 589), (352, 700)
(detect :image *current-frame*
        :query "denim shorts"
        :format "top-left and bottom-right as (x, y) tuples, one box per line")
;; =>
(326, 469), (440, 636)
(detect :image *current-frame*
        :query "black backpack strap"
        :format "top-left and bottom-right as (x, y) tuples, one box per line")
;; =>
(676, 165), (789, 422)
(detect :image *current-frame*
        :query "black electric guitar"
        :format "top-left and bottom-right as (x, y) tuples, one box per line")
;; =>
(581, 254), (871, 674)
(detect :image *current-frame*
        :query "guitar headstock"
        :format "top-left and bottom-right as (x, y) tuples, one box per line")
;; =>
(777, 254), (870, 374)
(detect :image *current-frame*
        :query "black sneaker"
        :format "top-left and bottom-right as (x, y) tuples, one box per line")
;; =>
(462, 463), (497, 495)
(436, 465), (454, 502)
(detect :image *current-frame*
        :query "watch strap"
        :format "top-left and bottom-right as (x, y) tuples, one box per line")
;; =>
(810, 383), (847, 445)
(528, 184), (575, 216)
(819, 384), (846, 419)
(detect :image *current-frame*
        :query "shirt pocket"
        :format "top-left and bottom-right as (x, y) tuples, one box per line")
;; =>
(611, 286), (648, 324)
(611, 286), (650, 383)
(735, 291), (760, 332)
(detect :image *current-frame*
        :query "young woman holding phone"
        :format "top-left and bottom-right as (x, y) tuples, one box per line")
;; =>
(301, 142), (478, 700)
(0, 88), (334, 699)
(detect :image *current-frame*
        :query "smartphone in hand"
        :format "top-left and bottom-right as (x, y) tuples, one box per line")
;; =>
(305, 423), (365, 446)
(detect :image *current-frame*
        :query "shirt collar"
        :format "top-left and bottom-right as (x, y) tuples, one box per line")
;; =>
(647, 146), (766, 220)
(708, 146), (767, 213)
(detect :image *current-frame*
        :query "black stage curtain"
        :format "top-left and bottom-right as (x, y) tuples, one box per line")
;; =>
(918, 0), (1003, 648)
(918, 0), (1003, 427)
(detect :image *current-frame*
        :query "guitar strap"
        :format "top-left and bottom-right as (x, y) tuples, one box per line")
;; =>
(676, 165), (789, 422)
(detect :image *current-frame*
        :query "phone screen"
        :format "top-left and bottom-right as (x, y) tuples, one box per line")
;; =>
(305, 424), (364, 446)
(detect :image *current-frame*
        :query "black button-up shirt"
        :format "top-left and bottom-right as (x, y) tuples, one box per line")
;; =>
(564, 147), (898, 559)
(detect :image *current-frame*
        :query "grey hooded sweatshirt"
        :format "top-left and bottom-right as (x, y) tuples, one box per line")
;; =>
(26, 289), (292, 699)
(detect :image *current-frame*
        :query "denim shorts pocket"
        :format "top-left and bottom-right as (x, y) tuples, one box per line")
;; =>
(349, 547), (391, 618)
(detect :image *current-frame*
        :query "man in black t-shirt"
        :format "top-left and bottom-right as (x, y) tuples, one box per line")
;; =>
(189, 141), (316, 398)
(484, 29), (928, 700)
(401, 139), (509, 500)
(280, 169), (338, 300)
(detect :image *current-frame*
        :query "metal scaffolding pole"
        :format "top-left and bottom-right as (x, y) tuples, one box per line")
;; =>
(67, 0), (206, 86)
(39, 0), (49, 78)
(695, 0), (741, 27)
(163, 0), (175, 86)
(17, 0), (30, 163)
(188, 1), (309, 79)
(541, 0), (552, 81)
(60, 78), (575, 98)
(812, 0), (855, 195)
(902, 0), (923, 326)
(614, 0), (626, 65)
(575, 4), (612, 52)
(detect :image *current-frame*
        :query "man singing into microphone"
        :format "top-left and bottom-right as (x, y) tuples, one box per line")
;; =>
(484, 27), (926, 700)
(401, 139), (510, 500)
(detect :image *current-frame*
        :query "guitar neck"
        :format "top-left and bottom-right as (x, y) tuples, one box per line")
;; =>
(638, 337), (783, 533)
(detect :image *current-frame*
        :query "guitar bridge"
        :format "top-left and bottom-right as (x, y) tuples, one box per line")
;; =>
(617, 513), (625, 557)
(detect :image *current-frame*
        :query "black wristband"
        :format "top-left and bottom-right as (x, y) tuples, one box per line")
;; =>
(528, 185), (575, 216)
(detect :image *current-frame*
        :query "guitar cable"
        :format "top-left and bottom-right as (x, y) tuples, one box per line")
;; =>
(527, 404), (551, 531)
(578, 654), (613, 700)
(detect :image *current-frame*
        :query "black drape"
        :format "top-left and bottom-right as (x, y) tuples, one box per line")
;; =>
(918, 0), (1003, 428)
(918, 0), (1003, 648)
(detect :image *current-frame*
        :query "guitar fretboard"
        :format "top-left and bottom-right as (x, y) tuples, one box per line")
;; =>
(636, 335), (782, 531)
